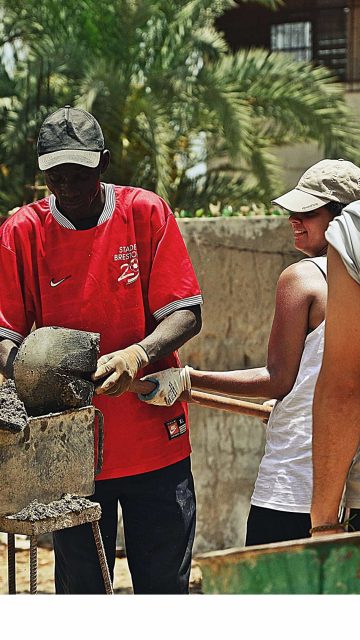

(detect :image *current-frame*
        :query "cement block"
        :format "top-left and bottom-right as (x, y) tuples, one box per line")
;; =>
(0, 406), (97, 516)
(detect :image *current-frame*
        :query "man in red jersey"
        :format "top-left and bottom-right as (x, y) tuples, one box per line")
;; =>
(0, 106), (202, 594)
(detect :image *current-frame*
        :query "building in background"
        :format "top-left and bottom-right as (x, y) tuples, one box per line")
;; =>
(217, 0), (360, 86)
(217, 0), (360, 187)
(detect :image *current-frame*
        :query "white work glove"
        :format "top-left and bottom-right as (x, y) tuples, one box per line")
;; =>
(138, 366), (192, 406)
(262, 398), (276, 424)
(92, 344), (149, 397)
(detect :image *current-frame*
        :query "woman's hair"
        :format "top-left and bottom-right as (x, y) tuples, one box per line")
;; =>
(324, 201), (346, 216)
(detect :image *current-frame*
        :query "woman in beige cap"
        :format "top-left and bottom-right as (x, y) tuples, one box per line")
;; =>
(138, 159), (360, 545)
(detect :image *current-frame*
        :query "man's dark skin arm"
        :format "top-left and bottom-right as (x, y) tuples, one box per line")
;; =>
(0, 338), (19, 379)
(92, 306), (202, 396)
(0, 308), (201, 394)
(140, 307), (202, 362)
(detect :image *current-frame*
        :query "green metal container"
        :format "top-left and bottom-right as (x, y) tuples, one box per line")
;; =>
(196, 533), (360, 594)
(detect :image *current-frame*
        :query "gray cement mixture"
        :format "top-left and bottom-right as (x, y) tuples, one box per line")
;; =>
(13, 327), (100, 415)
(8, 494), (95, 521)
(0, 379), (28, 432)
(0, 328), (100, 517)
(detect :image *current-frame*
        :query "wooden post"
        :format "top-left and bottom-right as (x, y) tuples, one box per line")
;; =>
(347, 0), (360, 87)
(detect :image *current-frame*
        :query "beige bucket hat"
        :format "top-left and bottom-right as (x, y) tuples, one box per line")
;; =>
(272, 159), (360, 213)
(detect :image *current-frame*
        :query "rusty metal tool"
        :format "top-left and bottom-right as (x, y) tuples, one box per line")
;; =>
(131, 379), (271, 419)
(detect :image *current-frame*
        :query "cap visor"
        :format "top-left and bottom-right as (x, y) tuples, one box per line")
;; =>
(38, 149), (101, 170)
(272, 188), (331, 213)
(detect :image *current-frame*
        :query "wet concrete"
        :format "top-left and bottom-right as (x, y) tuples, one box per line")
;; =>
(0, 379), (28, 432)
(13, 327), (100, 415)
(0, 328), (100, 516)
(0, 406), (96, 516)
(8, 494), (95, 522)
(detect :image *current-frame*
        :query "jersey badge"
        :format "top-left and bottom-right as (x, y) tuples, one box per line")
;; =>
(164, 414), (187, 440)
(114, 243), (139, 285)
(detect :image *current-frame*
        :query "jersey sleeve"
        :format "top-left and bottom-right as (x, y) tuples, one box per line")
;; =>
(0, 233), (35, 344)
(325, 203), (360, 285)
(148, 208), (203, 321)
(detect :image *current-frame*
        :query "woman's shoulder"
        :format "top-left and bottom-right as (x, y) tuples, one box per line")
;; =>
(281, 257), (326, 278)
(277, 259), (327, 297)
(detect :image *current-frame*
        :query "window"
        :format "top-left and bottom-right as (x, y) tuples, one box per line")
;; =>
(271, 22), (312, 62)
(315, 10), (347, 81)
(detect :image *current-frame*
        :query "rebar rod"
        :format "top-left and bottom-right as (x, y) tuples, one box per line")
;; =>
(7, 533), (16, 594)
(29, 535), (38, 594)
(91, 521), (113, 594)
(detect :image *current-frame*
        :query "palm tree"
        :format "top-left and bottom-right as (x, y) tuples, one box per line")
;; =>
(172, 49), (360, 211)
(0, 0), (359, 213)
(0, 0), (103, 207)
(75, 0), (360, 210)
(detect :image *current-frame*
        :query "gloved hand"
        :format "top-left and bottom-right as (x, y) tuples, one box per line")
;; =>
(138, 366), (192, 406)
(92, 344), (149, 396)
(262, 398), (276, 424)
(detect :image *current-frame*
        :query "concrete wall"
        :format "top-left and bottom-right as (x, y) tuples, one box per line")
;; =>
(177, 217), (301, 553)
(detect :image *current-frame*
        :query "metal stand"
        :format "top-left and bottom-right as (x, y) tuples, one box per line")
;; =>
(0, 497), (113, 595)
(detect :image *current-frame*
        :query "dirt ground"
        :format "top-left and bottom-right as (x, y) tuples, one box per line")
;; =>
(0, 540), (202, 595)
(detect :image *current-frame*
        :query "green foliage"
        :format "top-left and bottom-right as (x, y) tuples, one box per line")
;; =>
(175, 203), (283, 218)
(0, 0), (358, 215)
(239, 0), (282, 8)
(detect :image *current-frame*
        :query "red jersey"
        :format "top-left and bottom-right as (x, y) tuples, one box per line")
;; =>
(0, 184), (202, 479)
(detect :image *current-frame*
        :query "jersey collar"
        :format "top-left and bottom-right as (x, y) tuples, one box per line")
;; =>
(48, 182), (115, 230)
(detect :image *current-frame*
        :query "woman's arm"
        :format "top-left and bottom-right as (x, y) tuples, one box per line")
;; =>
(139, 261), (322, 406)
(190, 261), (317, 399)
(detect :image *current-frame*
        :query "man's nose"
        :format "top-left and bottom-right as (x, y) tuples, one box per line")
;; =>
(58, 176), (78, 192)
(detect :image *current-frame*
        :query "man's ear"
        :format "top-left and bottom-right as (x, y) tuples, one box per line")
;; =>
(100, 150), (110, 174)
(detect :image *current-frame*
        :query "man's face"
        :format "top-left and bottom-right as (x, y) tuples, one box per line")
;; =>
(44, 163), (102, 220)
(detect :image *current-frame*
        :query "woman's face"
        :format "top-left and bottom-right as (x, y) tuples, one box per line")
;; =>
(288, 206), (335, 257)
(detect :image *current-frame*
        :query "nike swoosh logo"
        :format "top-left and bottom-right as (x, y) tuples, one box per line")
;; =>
(50, 276), (71, 287)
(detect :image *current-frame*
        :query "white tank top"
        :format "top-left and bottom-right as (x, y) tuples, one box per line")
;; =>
(251, 257), (326, 513)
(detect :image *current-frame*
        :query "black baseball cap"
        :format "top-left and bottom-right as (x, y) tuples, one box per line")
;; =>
(37, 105), (104, 170)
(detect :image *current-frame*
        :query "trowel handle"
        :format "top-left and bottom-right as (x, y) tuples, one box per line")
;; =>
(94, 408), (104, 476)
(130, 379), (271, 419)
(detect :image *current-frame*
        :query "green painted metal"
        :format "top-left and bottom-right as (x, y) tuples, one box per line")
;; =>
(196, 533), (360, 594)
(322, 545), (360, 594)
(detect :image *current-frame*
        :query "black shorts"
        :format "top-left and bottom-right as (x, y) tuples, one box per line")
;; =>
(349, 508), (360, 531)
(245, 504), (311, 546)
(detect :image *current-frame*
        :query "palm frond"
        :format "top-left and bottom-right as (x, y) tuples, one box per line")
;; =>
(176, 1), (236, 23)
(238, 0), (282, 9)
(196, 64), (254, 160)
(191, 27), (229, 60)
(0, 0), (359, 213)
(136, 105), (174, 200)
(209, 49), (360, 163)
(171, 167), (272, 212)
